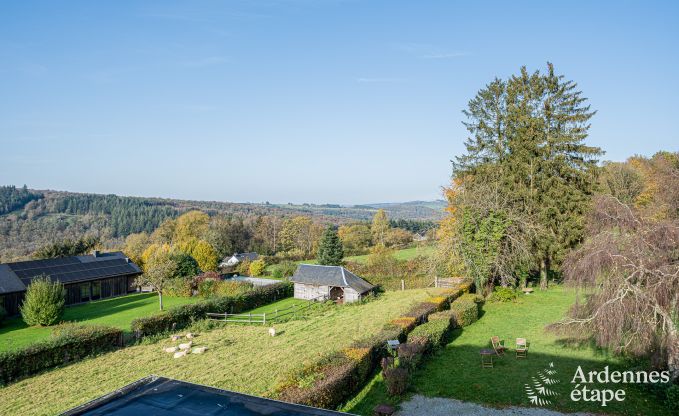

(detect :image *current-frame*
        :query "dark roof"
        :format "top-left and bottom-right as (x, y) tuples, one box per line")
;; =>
(235, 252), (259, 262)
(63, 375), (352, 416)
(291, 264), (374, 294)
(0, 251), (141, 295)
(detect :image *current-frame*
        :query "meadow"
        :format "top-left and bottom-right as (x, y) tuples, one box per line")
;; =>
(0, 293), (199, 352)
(343, 287), (672, 416)
(0, 288), (437, 415)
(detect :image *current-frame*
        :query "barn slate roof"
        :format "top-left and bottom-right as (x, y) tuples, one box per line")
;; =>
(0, 251), (142, 295)
(291, 264), (374, 294)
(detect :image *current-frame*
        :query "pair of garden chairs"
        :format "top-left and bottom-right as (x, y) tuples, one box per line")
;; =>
(491, 336), (528, 358)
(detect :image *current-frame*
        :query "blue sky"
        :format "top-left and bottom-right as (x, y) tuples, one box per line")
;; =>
(1, 1), (677, 204)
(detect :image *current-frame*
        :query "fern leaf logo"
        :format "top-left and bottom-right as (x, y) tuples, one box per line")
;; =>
(525, 362), (561, 406)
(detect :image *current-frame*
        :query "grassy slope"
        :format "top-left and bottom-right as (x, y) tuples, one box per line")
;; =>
(0, 293), (199, 352)
(343, 287), (671, 416)
(0, 289), (438, 416)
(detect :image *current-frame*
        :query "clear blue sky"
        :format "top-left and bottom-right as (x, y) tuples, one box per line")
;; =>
(1, 1), (677, 204)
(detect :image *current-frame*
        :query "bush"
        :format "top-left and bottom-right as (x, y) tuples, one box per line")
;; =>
(131, 282), (293, 337)
(490, 286), (518, 302)
(667, 384), (679, 412)
(214, 280), (254, 297)
(249, 259), (266, 276)
(428, 309), (455, 323)
(0, 323), (122, 384)
(450, 294), (480, 327)
(390, 317), (417, 332)
(20, 277), (66, 326)
(271, 261), (298, 279)
(164, 277), (193, 297)
(383, 367), (409, 396)
(403, 301), (438, 324)
(397, 342), (427, 371)
(408, 318), (452, 351)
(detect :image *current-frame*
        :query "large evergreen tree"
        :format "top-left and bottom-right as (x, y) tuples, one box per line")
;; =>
(316, 226), (344, 266)
(450, 63), (602, 290)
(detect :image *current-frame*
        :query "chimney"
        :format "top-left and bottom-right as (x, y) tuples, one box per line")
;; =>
(125, 257), (130, 264)
(93, 250), (100, 258)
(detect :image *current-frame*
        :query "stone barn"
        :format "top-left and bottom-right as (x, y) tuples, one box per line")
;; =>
(290, 264), (374, 303)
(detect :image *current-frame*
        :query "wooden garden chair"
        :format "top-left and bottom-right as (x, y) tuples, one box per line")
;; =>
(490, 336), (506, 356)
(515, 338), (529, 358)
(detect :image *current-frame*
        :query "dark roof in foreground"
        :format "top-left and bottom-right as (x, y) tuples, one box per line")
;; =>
(0, 251), (142, 294)
(62, 375), (352, 416)
(291, 264), (374, 293)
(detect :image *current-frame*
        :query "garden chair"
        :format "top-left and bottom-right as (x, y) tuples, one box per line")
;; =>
(515, 338), (528, 358)
(490, 336), (506, 356)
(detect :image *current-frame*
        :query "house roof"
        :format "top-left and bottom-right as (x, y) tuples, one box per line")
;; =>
(0, 251), (142, 295)
(291, 264), (374, 294)
(63, 375), (350, 416)
(221, 252), (259, 264)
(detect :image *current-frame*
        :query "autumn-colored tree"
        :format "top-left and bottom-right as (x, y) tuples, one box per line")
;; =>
(371, 209), (389, 246)
(384, 228), (413, 248)
(175, 237), (219, 272)
(252, 215), (282, 255)
(174, 210), (210, 242)
(249, 258), (266, 276)
(150, 218), (177, 244)
(338, 223), (372, 255)
(141, 243), (172, 269)
(278, 216), (323, 258)
(136, 246), (176, 310)
(204, 215), (251, 258)
(123, 232), (151, 267)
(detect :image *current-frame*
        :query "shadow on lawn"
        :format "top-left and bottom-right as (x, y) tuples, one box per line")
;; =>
(343, 331), (673, 416)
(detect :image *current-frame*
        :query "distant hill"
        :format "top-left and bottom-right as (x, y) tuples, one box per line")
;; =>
(0, 187), (444, 261)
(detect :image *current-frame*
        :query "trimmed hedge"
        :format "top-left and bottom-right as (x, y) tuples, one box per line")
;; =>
(408, 318), (452, 351)
(131, 282), (292, 337)
(450, 293), (480, 327)
(275, 281), (477, 409)
(0, 323), (123, 385)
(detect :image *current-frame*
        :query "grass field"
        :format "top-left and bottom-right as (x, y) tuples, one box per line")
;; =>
(0, 293), (199, 352)
(343, 286), (672, 416)
(0, 288), (438, 415)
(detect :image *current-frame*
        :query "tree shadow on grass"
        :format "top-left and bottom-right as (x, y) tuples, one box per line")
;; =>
(343, 335), (673, 416)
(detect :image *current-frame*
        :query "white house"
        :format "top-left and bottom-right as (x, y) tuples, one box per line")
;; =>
(219, 252), (259, 268)
(290, 264), (374, 303)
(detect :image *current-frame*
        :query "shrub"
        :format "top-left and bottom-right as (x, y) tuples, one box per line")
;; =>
(249, 259), (266, 277)
(427, 296), (449, 311)
(390, 317), (417, 332)
(131, 282), (292, 337)
(236, 259), (251, 275)
(408, 318), (452, 350)
(164, 277), (193, 297)
(0, 323), (122, 384)
(403, 301), (438, 324)
(383, 367), (409, 396)
(450, 294), (480, 327)
(397, 342), (427, 371)
(428, 309), (456, 323)
(271, 261), (298, 279)
(490, 286), (518, 302)
(214, 280), (254, 297)
(667, 384), (679, 412)
(20, 276), (66, 326)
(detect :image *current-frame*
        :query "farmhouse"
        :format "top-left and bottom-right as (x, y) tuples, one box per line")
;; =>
(219, 252), (259, 268)
(0, 251), (142, 315)
(291, 264), (374, 303)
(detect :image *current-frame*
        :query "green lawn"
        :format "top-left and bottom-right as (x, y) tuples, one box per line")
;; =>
(246, 297), (307, 315)
(343, 286), (673, 416)
(0, 288), (437, 415)
(0, 293), (199, 352)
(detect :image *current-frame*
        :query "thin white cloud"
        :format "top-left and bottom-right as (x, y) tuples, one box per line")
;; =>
(182, 56), (229, 68)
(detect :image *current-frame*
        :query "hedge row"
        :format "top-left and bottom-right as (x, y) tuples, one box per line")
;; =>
(0, 323), (123, 385)
(131, 282), (293, 337)
(275, 280), (474, 409)
(408, 318), (452, 351)
(449, 293), (481, 327)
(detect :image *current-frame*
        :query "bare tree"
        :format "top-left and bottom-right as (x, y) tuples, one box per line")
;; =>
(553, 196), (679, 379)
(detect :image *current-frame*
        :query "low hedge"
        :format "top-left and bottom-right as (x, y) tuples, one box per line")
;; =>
(450, 293), (480, 327)
(131, 282), (292, 337)
(0, 323), (123, 385)
(403, 302), (439, 324)
(408, 318), (452, 351)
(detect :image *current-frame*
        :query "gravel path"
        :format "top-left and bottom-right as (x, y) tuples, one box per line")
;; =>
(396, 395), (594, 416)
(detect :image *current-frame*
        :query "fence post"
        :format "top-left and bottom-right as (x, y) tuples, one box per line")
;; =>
(249, 313), (252, 323)
(435, 276), (439, 288)
(263, 313), (266, 326)
(401, 279), (405, 291)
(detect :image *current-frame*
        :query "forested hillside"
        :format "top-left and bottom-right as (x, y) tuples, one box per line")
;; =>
(0, 188), (443, 262)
